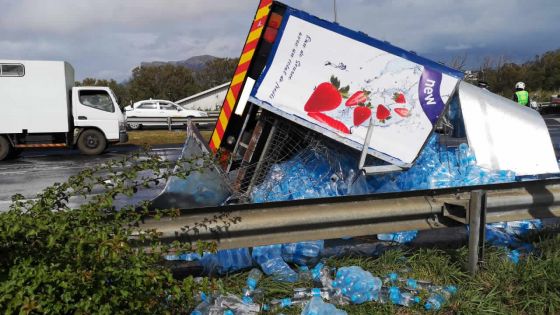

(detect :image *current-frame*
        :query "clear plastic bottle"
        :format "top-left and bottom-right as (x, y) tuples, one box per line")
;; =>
(424, 285), (457, 311)
(395, 292), (421, 307)
(265, 298), (304, 313)
(246, 268), (263, 291)
(191, 300), (210, 315)
(384, 273), (435, 292)
(294, 287), (335, 300)
(215, 294), (261, 314)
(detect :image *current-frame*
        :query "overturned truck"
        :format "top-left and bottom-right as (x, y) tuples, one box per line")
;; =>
(144, 2), (560, 275)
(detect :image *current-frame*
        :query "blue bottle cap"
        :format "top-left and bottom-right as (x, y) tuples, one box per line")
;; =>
(425, 302), (433, 310)
(388, 272), (398, 281)
(407, 278), (417, 289)
(281, 298), (291, 308)
(446, 285), (458, 294)
(247, 278), (257, 290)
(223, 310), (234, 315)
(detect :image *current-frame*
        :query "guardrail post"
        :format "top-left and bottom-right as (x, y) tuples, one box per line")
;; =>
(468, 189), (487, 275)
(167, 117), (172, 131)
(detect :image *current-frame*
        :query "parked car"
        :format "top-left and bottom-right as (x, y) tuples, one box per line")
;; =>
(124, 99), (208, 130)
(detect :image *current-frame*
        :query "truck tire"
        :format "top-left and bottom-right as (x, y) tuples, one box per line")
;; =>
(0, 136), (12, 161)
(77, 129), (107, 155)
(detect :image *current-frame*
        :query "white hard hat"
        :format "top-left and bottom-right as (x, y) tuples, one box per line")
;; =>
(515, 82), (525, 90)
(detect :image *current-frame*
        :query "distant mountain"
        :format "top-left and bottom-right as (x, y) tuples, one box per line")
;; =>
(140, 55), (217, 71)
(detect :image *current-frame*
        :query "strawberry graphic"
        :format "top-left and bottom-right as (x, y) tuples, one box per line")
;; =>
(304, 76), (349, 112)
(394, 107), (410, 117)
(308, 112), (350, 134)
(353, 106), (372, 126)
(376, 104), (391, 122)
(345, 90), (370, 107)
(393, 92), (406, 104)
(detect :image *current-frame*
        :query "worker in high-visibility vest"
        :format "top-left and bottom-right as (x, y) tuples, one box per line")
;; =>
(513, 81), (530, 106)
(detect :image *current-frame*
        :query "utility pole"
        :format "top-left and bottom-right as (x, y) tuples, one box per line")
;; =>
(333, 0), (338, 23)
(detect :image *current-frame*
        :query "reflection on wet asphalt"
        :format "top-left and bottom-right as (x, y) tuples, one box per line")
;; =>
(0, 144), (182, 211)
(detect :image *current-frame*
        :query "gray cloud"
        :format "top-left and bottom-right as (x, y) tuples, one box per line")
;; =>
(1, 0), (558, 81)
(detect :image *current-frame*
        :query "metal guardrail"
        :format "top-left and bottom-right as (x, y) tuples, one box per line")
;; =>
(134, 178), (560, 274)
(135, 178), (558, 235)
(126, 112), (218, 130)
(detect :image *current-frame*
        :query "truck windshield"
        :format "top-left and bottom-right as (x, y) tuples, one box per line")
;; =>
(79, 90), (114, 113)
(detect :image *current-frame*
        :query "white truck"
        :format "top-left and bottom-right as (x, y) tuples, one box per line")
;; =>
(0, 60), (128, 160)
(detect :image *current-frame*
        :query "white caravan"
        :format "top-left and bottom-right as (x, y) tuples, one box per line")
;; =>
(0, 60), (127, 160)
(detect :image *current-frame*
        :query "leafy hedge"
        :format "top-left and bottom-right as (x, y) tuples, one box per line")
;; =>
(0, 150), (215, 314)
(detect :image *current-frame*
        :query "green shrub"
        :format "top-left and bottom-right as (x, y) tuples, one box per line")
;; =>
(0, 149), (215, 314)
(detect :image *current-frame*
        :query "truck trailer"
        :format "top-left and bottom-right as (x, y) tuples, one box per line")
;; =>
(0, 60), (128, 160)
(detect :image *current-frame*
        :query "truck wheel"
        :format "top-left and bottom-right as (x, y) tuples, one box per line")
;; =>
(77, 129), (107, 155)
(128, 122), (141, 130)
(0, 136), (12, 161)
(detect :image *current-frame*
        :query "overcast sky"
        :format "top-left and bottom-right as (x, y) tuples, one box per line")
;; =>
(1, 0), (558, 81)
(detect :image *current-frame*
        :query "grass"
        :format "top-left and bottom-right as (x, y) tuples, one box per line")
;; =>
(124, 129), (212, 146)
(218, 231), (560, 314)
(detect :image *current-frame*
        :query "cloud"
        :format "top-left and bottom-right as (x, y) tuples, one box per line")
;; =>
(445, 44), (473, 51)
(1, 0), (558, 80)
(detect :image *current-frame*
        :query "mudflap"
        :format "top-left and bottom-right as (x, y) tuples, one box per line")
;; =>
(149, 121), (232, 210)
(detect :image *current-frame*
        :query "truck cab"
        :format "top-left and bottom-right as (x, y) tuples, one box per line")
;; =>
(72, 86), (127, 154)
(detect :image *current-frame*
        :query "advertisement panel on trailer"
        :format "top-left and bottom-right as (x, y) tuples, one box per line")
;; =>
(250, 7), (463, 167)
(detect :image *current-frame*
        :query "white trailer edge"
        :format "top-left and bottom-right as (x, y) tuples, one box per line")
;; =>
(0, 60), (128, 160)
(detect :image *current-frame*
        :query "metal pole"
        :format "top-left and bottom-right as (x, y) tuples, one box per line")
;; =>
(333, 0), (337, 23)
(358, 117), (375, 170)
(468, 190), (486, 275)
(167, 117), (172, 131)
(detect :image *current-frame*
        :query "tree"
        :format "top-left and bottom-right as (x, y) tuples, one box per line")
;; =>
(127, 65), (199, 103)
(195, 58), (239, 90)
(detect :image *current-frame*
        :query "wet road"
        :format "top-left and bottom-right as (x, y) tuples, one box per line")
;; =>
(2, 113), (560, 211)
(543, 114), (560, 155)
(0, 144), (182, 211)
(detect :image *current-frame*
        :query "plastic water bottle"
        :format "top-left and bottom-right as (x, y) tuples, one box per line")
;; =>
(265, 298), (304, 313)
(302, 296), (348, 315)
(333, 266), (382, 304)
(246, 268), (263, 291)
(215, 294), (261, 314)
(377, 230), (418, 244)
(384, 273), (435, 291)
(281, 240), (324, 265)
(424, 285), (457, 311)
(298, 265), (313, 282)
(190, 300), (210, 315)
(293, 287), (336, 300)
(396, 292), (421, 307)
(507, 249), (521, 264)
(252, 245), (298, 282)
